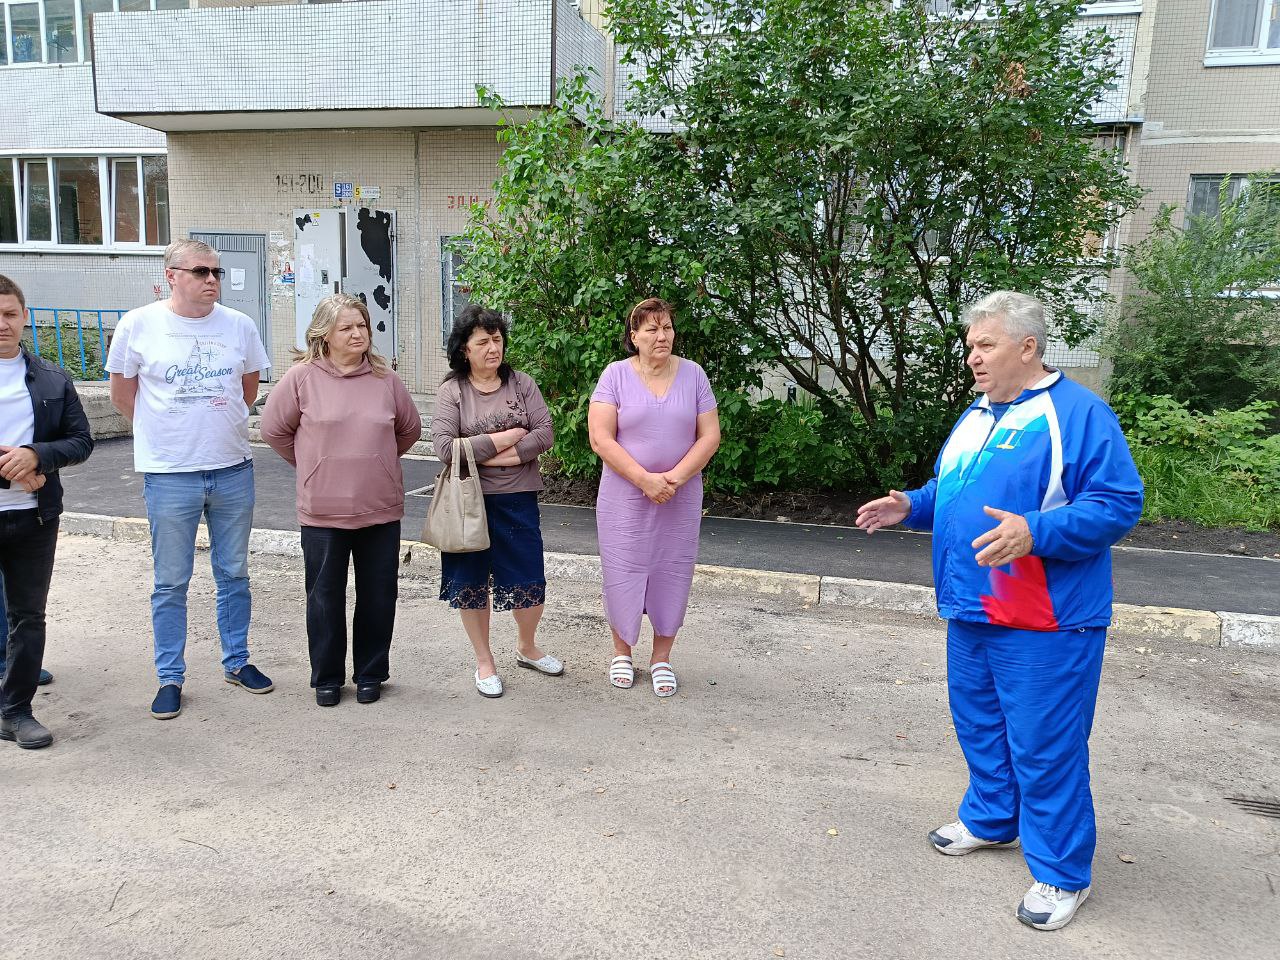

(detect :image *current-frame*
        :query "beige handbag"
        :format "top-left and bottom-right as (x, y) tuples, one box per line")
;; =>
(422, 437), (490, 553)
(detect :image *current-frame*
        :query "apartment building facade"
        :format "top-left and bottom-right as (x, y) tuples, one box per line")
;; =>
(1122, 0), (1280, 284)
(3, 0), (1271, 393)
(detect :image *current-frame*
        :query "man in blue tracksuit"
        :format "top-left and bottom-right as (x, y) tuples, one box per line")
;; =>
(857, 290), (1143, 931)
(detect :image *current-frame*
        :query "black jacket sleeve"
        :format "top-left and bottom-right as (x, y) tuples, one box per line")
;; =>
(29, 376), (94, 473)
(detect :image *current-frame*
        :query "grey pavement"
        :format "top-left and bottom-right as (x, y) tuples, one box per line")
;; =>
(63, 439), (1280, 616)
(2, 535), (1277, 960)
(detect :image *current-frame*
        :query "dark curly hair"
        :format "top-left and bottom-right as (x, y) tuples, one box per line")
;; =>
(443, 305), (513, 384)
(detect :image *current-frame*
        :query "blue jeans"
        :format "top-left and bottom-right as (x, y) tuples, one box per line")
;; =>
(143, 460), (255, 686)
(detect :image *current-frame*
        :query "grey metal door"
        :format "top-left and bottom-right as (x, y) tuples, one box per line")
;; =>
(191, 231), (270, 377)
(292, 209), (343, 350)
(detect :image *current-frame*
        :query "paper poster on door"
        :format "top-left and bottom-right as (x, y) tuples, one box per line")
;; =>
(228, 268), (246, 291)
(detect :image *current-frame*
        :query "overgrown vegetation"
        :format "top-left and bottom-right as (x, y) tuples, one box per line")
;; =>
(1112, 395), (1280, 530)
(462, 0), (1138, 493)
(1105, 176), (1280, 412)
(1106, 176), (1280, 529)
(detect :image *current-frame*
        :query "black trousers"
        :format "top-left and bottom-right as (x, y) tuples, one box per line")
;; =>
(0, 510), (59, 719)
(300, 521), (400, 689)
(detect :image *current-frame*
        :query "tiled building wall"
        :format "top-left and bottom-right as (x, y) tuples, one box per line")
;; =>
(165, 129), (425, 386)
(164, 127), (506, 394)
(554, 0), (609, 107)
(0, 253), (163, 312)
(1075, 14), (1141, 123)
(93, 0), (554, 114)
(1113, 2), (1280, 302)
(416, 128), (505, 391)
(1142, 0), (1280, 131)
(0, 65), (165, 152)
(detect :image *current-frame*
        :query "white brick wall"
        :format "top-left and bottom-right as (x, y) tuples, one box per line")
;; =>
(93, 0), (556, 115)
(554, 0), (608, 106)
(0, 65), (164, 152)
(0, 252), (163, 311)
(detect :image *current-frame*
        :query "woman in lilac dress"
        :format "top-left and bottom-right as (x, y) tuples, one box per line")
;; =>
(588, 298), (720, 697)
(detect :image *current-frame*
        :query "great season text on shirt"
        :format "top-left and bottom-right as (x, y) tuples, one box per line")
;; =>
(105, 301), (270, 473)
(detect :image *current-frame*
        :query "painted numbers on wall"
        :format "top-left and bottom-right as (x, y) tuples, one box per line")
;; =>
(275, 174), (327, 195)
(446, 195), (492, 210)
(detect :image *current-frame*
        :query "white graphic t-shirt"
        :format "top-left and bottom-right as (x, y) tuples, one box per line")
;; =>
(105, 301), (270, 473)
(0, 352), (37, 511)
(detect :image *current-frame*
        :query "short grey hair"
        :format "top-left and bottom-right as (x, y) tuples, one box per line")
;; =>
(963, 291), (1047, 359)
(164, 238), (219, 269)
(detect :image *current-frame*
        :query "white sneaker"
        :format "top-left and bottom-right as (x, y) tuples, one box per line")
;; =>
(928, 820), (1020, 856)
(1017, 882), (1091, 931)
(474, 670), (503, 698)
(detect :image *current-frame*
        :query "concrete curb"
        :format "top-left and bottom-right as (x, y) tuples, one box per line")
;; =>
(58, 512), (1280, 653)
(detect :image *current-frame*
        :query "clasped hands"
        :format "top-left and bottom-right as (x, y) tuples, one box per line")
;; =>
(0, 445), (44, 493)
(638, 470), (682, 505)
(855, 491), (1033, 567)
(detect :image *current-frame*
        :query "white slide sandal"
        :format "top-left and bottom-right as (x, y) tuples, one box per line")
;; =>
(609, 655), (634, 689)
(650, 662), (677, 698)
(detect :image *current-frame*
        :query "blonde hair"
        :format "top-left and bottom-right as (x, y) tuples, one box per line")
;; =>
(294, 293), (389, 376)
(164, 238), (218, 268)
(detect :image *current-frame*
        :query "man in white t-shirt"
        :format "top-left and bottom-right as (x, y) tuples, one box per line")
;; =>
(107, 239), (274, 720)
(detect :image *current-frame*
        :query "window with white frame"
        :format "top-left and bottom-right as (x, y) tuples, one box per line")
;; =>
(1207, 0), (1280, 63)
(0, 0), (187, 67)
(441, 237), (473, 347)
(1, 154), (169, 248)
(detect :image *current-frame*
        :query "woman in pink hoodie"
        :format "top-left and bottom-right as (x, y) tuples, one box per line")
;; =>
(261, 294), (421, 707)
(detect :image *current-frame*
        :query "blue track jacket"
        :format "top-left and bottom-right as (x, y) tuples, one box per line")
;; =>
(903, 370), (1144, 631)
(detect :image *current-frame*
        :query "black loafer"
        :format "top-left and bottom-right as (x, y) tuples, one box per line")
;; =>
(315, 686), (342, 707)
(356, 683), (381, 704)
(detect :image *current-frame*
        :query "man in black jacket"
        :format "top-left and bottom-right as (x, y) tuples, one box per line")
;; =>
(0, 275), (94, 749)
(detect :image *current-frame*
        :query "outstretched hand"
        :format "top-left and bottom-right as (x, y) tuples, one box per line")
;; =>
(855, 490), (911, 533)
(971, 506), (1033, 567)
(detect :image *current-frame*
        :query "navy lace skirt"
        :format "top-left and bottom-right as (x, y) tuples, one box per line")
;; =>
(439, 491), (546, 611)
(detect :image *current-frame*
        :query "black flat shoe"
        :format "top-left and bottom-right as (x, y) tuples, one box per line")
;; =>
(315, 686), (342, 707)
(356, 683), (381, 704)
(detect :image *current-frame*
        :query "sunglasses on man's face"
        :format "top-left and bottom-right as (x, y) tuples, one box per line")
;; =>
(170, 266), (226, 280)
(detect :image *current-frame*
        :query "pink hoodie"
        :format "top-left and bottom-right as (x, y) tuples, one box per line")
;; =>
(260, 357), (422, 529)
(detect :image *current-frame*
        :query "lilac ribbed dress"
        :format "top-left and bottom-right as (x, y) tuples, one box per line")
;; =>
(591, 358), (718, 646)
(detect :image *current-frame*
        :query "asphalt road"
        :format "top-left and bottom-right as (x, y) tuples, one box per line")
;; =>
(2, 535), (1277, 960)
(60, 438), (1280, 616)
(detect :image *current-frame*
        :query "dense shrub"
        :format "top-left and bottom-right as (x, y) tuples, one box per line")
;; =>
(1113, 393), (1280, 529)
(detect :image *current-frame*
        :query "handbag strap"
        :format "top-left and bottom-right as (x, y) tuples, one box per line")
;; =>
(452, 436), (481, 480)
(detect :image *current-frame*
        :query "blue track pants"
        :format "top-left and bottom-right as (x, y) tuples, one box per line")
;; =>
(946, 619), (1106, 890)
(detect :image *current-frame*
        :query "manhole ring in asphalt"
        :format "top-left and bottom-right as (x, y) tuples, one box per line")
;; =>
(1226, 796), (1280, 819)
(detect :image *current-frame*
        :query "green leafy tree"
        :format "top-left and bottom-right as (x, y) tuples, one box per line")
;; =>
(459, 77), (770, 487)
(463, 0), (1139, 489)
(610, 0), (1139, 482)
(1105, 175), (1280, 412)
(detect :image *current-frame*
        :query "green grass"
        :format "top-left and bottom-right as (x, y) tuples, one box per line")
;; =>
(1132, 446), (1280, 530)
(21, 320), (107, 381)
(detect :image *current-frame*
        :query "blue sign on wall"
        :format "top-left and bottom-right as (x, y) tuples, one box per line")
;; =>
(334, 182), (354, 201)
